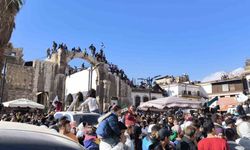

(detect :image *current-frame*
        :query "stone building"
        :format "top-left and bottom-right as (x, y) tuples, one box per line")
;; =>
(131, 86), (164, 108)
(199, 61), (250, 99)
(155, 74), (208, 101)
(1, 45), (132, 112)
(244, 59), (250, 95)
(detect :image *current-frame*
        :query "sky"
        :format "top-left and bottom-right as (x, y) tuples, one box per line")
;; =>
(11, 0), (250, 81)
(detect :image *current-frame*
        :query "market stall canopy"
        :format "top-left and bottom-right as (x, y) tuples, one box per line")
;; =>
(3, 98), (45, 109)
(138, 96), (202, 110)
(217, 97), (239, 111)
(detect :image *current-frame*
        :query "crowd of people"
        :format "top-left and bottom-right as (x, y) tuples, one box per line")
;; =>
(1, 101), (250, 150)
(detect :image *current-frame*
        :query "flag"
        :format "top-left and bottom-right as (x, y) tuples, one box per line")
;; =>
(236, 93), (248, 103)
(52, 96), (59, 107)
(207, 96), (219, 108)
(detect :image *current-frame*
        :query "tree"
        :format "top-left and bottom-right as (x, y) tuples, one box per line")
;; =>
(0, 0), (23, 76)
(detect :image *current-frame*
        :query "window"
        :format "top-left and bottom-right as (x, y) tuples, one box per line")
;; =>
(229, 84), (235, 91)
(183, 90), (187, 95)
(10, 52), (16, 56)
(222, 84), (229, 92)
(135, 96), (141, 107)
(143, 96), (149, 102)
(188, 91), (192, 95)
(197, 91), (200, 96)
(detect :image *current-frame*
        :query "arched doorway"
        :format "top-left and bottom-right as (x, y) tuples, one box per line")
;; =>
(143, 96), (149, 102)
(37, 92), (48, 106)
(135, 96), (141, 107)
(152, 97), (157, 100)
(67, 58), (91, 76)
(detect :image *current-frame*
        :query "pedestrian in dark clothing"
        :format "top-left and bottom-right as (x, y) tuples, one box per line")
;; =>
(176, 126), (197, 150)
(134, 125), (143, 150)
(154, 128), (173, 150)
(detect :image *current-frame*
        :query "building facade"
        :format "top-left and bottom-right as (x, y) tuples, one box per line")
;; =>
(243, 59), (250, 97)
(199, 77), (248, 99)
(155, 75), (207, 101)
(1, 45), (132, 112)
(131, 88), (163, 107)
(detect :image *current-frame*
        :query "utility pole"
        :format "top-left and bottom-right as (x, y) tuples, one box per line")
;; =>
(88, 66), (93, 91)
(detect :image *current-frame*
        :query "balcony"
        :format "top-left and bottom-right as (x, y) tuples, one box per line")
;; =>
(181, 91), (201, 98)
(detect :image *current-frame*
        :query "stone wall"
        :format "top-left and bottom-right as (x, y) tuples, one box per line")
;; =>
(32, 60), (65, 103)
(5, 63), (35, 101)
(2, 46), (133, 111)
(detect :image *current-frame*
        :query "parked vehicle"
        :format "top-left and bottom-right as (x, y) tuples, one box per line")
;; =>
(54, 111), (100, 126)
(0, 121), (86, 150)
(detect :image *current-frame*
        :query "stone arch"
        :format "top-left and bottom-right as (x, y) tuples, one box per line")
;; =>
(65, 51), (98, 66)
(152, 97), (157, 100)
(66, 94), (73, 106)
(135, 95), (141, 108)
(47, 48), (125, 112)
(143, 96), (149, 102)
(37, 92), (49, 106)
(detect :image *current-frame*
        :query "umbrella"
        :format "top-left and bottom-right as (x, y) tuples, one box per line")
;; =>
(138, 96), (202, 110)
(3, 98), (45, 109)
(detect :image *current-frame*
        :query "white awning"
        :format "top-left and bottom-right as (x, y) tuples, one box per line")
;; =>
(3, 98), (45, 109)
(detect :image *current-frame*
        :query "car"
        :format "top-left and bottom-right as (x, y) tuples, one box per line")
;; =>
(54, 111), (100, 126)
(0, 121), (86, 150)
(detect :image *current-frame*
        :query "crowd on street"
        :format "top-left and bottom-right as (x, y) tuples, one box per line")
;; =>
(1, 89), (250, 150)
(1, 105), (250, 150)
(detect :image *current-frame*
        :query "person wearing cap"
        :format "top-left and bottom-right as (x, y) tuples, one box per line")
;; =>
(58, 116), (78, 142)
(142, 124), (161, 150)
(154, 128), (173, 150)
(176, 126), (197, 150)
(125, 105), (137, 127)
(96, 105), (122, 150)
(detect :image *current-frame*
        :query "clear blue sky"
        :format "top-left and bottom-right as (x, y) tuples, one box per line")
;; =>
(11, 0), (250, 81)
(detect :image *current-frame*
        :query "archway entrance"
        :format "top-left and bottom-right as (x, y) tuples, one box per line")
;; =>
(143, 96), (149, 102)
(37, 92), (48, 106)
(135, 96), (141, 107)
(67, 58), (91, 76)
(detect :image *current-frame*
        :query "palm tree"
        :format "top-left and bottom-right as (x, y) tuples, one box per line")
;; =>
(0, 0), (23, 75)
